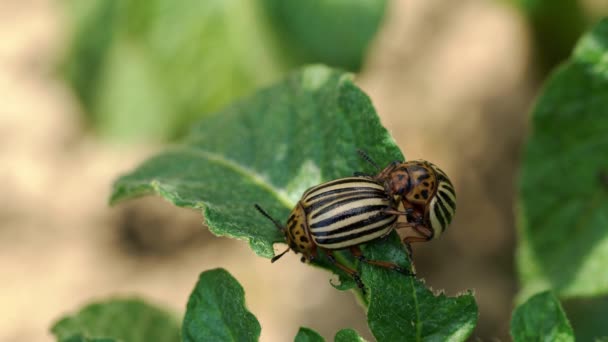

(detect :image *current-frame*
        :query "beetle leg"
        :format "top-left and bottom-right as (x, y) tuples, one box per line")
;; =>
(350, 246), (415, 277)
(382, 207), (414, 216)
(403, 242), (414, 259)
(302, 247), (318, 263)
(397, 222), (433, 243)
(325, 249), (366, 294)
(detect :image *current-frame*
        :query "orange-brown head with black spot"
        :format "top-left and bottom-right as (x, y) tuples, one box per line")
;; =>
(254, 203), (316, 263)
(401, 161), (437, 206)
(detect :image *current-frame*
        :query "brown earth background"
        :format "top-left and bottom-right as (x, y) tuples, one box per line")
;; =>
(2, 0), (605, 341)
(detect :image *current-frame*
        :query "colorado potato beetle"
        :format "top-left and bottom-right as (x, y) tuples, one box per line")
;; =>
(255, 177), (414, 292)
(357, 150), (456, 244)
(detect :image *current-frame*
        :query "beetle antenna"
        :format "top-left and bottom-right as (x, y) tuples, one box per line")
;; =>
(254, 204), (284, 232)
(357, 149), (381, 171)
(271, 247), (290, 263)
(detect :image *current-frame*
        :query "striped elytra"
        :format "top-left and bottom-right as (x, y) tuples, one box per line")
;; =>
(254, 176), (413, 293)
(299, 177), (398, 249)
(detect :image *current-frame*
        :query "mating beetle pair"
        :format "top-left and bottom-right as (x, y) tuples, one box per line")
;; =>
(255, 151), (456, 292)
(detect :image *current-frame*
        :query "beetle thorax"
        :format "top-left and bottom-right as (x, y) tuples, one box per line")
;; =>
(402, 161), (436, 206)
(285, 204), (315, 256)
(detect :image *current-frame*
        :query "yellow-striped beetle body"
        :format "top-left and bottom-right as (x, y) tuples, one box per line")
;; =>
(373, 158), (456, 242)
(255, 177), (412, 293)
(300, 177), (398, 249)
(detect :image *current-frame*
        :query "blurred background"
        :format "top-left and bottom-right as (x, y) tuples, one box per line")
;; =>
(2, 0), (608, 341)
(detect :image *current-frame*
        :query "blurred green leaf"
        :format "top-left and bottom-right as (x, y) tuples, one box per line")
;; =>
(182, 268), (260, 342)
(563, 295), (608, 341)
(334, 329), (366, 342)
(59, 335), (115, 342)
(511, 0), (587, 71)
(61, 0), (287, 142)
(50, 299), (180, 342)
(518, 18), (608, 299)
(61, 0), (387, 142)
(262, 0), (388, 70)
(295, 327), (325, 342)
(111, 65), (478, 341)
(510, 291), (574, 341)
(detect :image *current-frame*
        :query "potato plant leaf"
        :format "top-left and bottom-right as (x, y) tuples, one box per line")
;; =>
(510, 291), (574, 341)
(61, 0), (287, 142)
(50, 299), (180, 342)
(59, 335), (115, 342)
(294, 327), (325, 342)
(362, 235), (478, 341)
(518, 18), (608, 299)
(261, 0), (388, 70)
(334, 329), (367, 342)
(111, 65), (478, 339)
(182, 269), (260, 342)
(61, 0), (387, 142)
(111, 65), (404, 257)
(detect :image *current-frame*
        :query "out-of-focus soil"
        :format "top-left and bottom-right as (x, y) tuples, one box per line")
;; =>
(0, 0), (534, 341)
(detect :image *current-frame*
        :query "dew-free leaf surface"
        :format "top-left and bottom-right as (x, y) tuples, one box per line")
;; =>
(182, 269), (260, 342)
(518, 18), (608, 300)
(334, 328), (367, 342)
(294, 327), (325, 342)
(50, 299), (180, 342)
(510, 291), (574, 342)
(261, 0), (388, 70)
(61, 0), (387, 142)
(111, 65), (478, 341)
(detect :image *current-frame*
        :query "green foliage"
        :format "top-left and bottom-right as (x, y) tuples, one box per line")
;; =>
(111, 65), (478, 341)
(182, 269), (260, 342)
(363, 235), (478, 341)
(60, 0), (386, 142)
(334, 329), (367, 342)
(111, 65), (405, 258)
(510, 291), (574, 341)
(261, 0), (388, 70)
(563, 296), (608, 341)
(511, 0), (587, 71)
(50, 299), (180, 342)
(517, 18), (608, 300)
(293, 327), (369, 342)
(295, 327), (325, 342)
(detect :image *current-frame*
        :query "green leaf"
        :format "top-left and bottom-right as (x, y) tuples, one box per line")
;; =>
(111, 65), (478, 339)
(61, 0), (288, 142)
(295, 327), (325, 342)
(59, 334), (116, 342)
(510, 0), (587, 71)
(334, 329), (366, 342)
(182, 268), (261, 342)
(517, 18), (608, 299)
(293, 327), (366, 342)
(510, 291), (574, 342)
(362, 235), (478, 342)
(50, 298), (180, 342)
(563, 296), (608, 341)
(61, 0), (387, 142)
(262, 0), (388, 70)
(111, 65), (404, 258)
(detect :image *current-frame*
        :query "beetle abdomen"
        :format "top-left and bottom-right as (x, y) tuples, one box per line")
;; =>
(300, 177), (397, 249)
